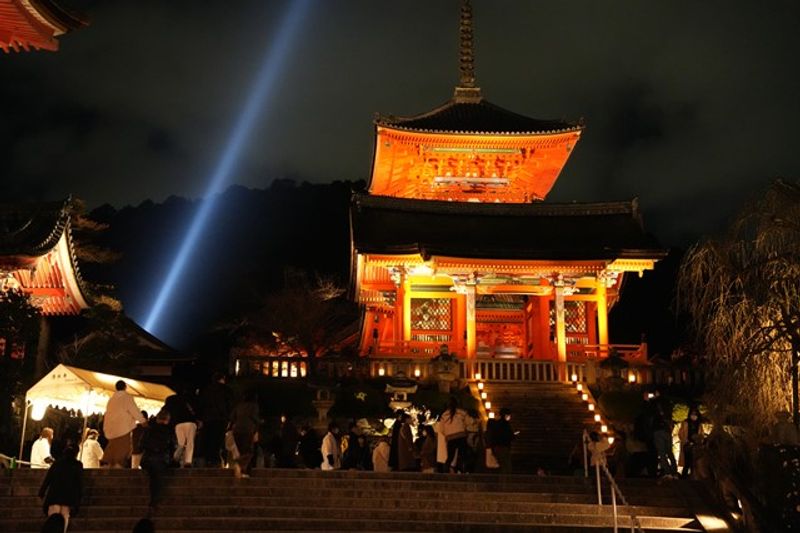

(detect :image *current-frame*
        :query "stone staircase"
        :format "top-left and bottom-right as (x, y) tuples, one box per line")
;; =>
(481, 382), (599, 474)
(0, 468), (728, 531)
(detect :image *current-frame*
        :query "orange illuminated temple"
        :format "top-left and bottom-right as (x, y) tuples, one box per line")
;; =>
(0, 0), (86, 53)
(350, 0), (665, 366)
(0, 199), (89, 316)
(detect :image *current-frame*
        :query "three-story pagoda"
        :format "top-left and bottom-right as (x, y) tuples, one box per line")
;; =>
(351, 1), (665, 372)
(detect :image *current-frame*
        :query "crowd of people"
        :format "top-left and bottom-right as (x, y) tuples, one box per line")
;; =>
(300, 398), (517, 475)
(29, 379), (520, 531)
(573, 390), (708, 481)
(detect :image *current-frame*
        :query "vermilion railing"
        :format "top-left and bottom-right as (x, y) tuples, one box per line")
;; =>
(567, 343), (648, 362)
(370, 340), (460, 358)
(232, 353), (705, 387)
(370, 341), (647, 363)
(459, 359), (584, 383)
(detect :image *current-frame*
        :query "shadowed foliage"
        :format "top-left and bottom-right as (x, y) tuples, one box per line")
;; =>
(678, 178), (800, 435)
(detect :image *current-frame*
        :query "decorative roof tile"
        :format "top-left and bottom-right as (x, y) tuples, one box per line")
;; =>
(351, 194), (664, 261)
(375, 98), (582, 135)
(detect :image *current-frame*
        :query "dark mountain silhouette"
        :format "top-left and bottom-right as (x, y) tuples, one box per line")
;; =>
(84, 179), (682, 363)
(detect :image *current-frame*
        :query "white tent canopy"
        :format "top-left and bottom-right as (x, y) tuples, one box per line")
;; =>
(26, 364), (175, 417)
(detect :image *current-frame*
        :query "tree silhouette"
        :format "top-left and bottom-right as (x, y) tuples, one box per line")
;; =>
(678, 179), (800, 432)
(231, 269), (358, 370)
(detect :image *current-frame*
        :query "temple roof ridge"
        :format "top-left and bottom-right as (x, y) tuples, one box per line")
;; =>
(0, 197), (72, 256)
(374, 97), (582, 136)
(353, 193), (638, 217)
(351, 193), (665, 261)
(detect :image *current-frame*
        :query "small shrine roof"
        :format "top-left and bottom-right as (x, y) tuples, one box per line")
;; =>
(351, 194), (664, 261)
(375, 98), (583, 136)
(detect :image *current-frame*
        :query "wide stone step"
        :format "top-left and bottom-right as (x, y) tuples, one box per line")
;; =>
(0, 469), (724, 532)
(4, 482), (687, 502)
(0, 469), (688, 492)
(0, 511), (703, 532)
(0, 491), (688, 510)
(0, 499), (693, 519)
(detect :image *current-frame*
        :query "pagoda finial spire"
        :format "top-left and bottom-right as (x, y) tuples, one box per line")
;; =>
(454, 0), (482, 102)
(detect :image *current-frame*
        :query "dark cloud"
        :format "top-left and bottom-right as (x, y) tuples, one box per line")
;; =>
(1, 0), (799, 245)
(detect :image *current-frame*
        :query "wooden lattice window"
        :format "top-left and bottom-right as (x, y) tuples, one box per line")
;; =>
(549, 301), (588, 334)
(411, 298), (451, 331)
(565, 301), (587, 333)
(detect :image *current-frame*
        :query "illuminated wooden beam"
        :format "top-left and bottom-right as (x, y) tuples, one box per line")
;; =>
(554, 284), (567, 364)
(465, 284), (476, 358)
(596, 275), (609, 346)
(606, 258), (657, 274)
(401, 274), (411, 341)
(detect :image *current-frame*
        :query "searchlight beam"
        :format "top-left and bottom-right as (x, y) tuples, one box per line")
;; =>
(144, 0), (312, 335)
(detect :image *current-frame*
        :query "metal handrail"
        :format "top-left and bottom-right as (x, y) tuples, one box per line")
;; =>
(596, 461), (645, 533)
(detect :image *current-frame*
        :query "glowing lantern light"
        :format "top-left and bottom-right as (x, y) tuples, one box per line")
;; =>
(601, 424), (608, 433)
(484, 401), (492, 409)
(607, 436), (615, 445)
(581, 393), (588, 401)
(628, 373), (636, 383)
(576, 384), (583, 392)
(571, 373), (578, 382)
(588, 403), (595, 411)
(414, 368), (421, 378)
(477, 382), (484, 391)
(378, 367), (385, 377)
(594, 414), (601, 422)
(480, 392), (487, 400)
(488, 412), (495, 419)
(474, 373), (482, 380)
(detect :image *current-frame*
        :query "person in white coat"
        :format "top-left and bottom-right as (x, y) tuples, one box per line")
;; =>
(433, 420), (449, 472)
(103, 380), (145, 468)
(80, 429), (104, 468)
(30, 428), (54, 469)
(372, 438), (391, 472)
(320, 423), (341, 471)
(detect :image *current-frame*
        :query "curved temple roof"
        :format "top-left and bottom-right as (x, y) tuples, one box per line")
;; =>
(0, 0), (88, 53)
(375, 98), (582, 136)
(0, 198), (90, 315)
(351, 194), (664, 261)
(0, 199), (72, 258)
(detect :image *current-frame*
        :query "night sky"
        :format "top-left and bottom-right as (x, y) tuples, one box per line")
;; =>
(3, 1), (799, 244)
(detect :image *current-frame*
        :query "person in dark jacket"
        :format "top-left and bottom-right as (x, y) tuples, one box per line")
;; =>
(397, 413), (417, 471)
(200, 372), (233, 467)
(297, 426), (321, 469)
(140, 409), (175, 511)
(276, 413), (299, 468)
(164, 387), (199, 467)
(230, 390), (260, 478)
(130, 411), (148, 469)
(39, 445), (83, 531)
(487, 407), (515, 473)
(341, 422), (361, 470)
(388, 409), (405, 471)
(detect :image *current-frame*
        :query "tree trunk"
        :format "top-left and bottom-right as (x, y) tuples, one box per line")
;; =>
(35, 316), (50, 379)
